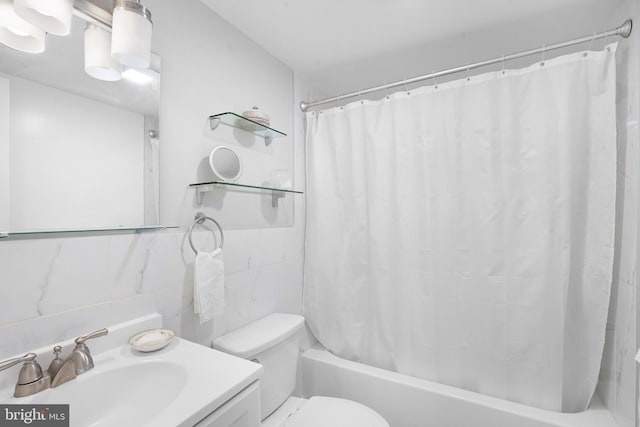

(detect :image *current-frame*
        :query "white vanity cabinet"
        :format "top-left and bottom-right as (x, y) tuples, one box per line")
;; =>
(195, 381), (261, 427)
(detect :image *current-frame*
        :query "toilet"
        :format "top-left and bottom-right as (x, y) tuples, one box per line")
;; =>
(213, 313), (389, 427)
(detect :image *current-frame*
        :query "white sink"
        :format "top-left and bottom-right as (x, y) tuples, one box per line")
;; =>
(0, 316), (263, 427)
(21, 360), (188, 426)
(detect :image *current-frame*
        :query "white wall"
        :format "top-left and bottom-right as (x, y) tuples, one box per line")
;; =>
(146, 0), (304, 343)
(0, 0), (303, 376)
(149, 0), (296, 230)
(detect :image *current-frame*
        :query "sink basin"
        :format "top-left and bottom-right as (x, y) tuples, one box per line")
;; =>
(0, 316), (263, 427)
(23, 361), (189, 426)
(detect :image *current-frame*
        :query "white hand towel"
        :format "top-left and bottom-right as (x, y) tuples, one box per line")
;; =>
(194, 248), (225, 323)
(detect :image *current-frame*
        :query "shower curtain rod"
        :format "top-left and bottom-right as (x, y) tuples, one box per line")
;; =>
(299, 19), (633, 112)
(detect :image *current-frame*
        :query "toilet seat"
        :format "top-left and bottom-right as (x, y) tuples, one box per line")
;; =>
(283, 396), (389, 427)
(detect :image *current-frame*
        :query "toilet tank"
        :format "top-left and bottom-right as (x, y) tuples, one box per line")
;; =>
(213, 313), (305, 420)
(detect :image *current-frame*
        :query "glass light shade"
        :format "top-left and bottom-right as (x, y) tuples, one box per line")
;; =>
(0, 0), (44, 53)
(111, 2), (153, 69)
(84, 24), (122, 82)
(13, 0), (73, 36)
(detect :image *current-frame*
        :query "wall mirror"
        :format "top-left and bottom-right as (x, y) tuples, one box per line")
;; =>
(0, 11), (160, 233)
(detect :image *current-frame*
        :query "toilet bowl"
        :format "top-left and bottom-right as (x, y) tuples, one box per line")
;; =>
(264, 395), (388, 427)
(213, 313), (389, 427)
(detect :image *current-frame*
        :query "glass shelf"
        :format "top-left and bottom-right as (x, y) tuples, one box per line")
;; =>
(0, 225), (179, 240)
(189, 181), (303, 206)
(208, 112), (286, 145)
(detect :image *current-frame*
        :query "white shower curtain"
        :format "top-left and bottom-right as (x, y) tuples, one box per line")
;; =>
(304, 44), (618, 412)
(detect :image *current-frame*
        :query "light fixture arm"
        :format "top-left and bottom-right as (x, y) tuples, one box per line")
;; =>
(72, 0), (114, 31)
(72, 0), (153, 31)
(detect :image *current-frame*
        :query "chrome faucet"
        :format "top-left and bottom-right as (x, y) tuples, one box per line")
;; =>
(0, 328), (108, 397)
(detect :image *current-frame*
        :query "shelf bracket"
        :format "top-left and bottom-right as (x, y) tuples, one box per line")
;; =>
(195, 184), (214, 204)
(209, 117), (220, 131)
(272, 190), (285, 207)
(0, 232), (8, 239)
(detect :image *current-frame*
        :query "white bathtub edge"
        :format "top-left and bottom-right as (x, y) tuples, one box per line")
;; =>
(302, 346), (617, 427)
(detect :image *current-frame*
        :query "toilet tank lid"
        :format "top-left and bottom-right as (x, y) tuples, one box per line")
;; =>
(213, 313), (305, 358)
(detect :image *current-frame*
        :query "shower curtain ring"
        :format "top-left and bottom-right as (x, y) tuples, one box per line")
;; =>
(432, 71), (438, 90)
(541, 44), (546, 66)
(501, 55), (506, 75)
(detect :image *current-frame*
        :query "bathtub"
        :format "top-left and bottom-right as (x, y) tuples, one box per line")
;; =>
(301, 346), (618, 427)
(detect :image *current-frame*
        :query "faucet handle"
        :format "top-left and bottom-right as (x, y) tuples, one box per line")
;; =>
(74, 328), (108, 345)
(0, 353), (37, 372)
(0, 353), (51, 398)
(48, 346), (64, 378)
(71, 328), (108, 375)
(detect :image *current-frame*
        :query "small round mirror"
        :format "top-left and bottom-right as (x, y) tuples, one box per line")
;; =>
(209, 145), (242, 182)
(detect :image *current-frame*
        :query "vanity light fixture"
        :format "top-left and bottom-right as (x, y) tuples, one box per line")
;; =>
(111, 0), (152, 69)
(0, 0), (155, 81)
(84, 23), (122, 82)
(13, 0), (74, 35)
(0, 0), (45, 53)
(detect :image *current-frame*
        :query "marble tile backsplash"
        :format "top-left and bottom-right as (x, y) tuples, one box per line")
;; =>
(0, 227), (303, 360)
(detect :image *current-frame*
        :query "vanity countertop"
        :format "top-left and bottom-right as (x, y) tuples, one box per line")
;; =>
(0, 315), (263, 426)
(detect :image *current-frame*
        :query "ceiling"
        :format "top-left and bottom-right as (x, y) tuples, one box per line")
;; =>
(200, 0), (606, 75)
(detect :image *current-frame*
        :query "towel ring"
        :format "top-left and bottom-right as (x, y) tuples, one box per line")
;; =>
(188, 212), (224, 254)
